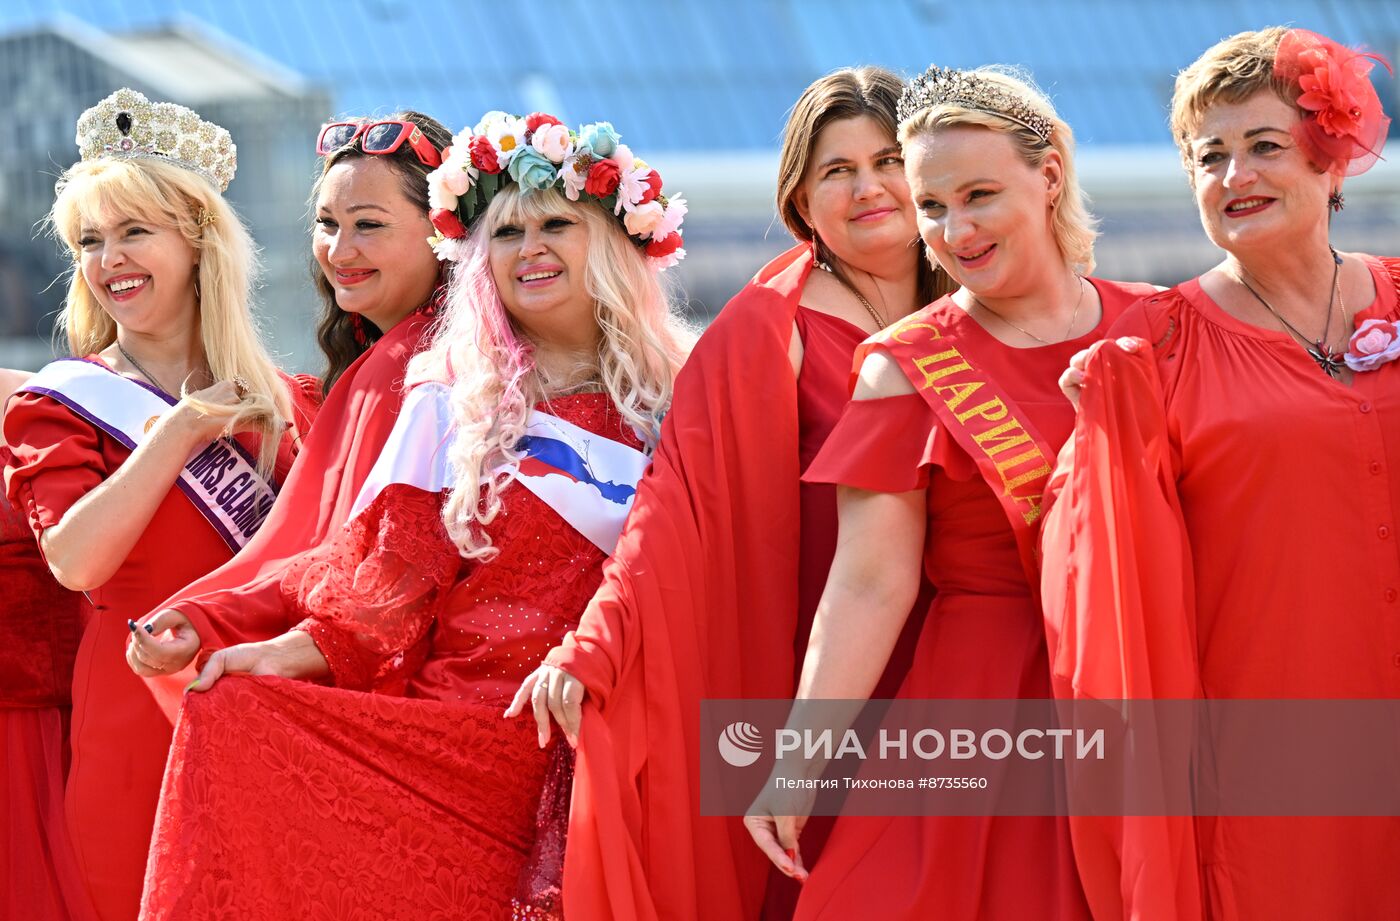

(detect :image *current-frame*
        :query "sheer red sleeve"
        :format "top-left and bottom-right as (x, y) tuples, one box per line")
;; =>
(1038, 302), (1204, 921)
(283, 483), (462, 690)
(2, 392), (109, 538)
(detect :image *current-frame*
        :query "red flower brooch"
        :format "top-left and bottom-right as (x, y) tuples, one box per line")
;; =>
(1345, 318), (1400, 373)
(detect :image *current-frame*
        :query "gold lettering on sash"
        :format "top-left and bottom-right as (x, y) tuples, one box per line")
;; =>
(889, 313), (1054, 530)
(954, 397), (1008, 424)
(913, 348), (972, 387)
(932, 379), (983, 413)
(893, 321), (943, 346)
(971, 419), (1033, 457)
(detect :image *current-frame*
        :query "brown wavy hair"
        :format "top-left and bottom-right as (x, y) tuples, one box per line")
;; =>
(777, 66), (956, 304)
(309, 110), (452, 390)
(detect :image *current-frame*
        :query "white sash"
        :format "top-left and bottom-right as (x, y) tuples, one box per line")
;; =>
(19, 359), (278, 553)
(349, 381), (650, 555)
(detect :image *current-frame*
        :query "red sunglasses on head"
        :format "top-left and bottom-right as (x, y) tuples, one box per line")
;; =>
(316, 120), (443, 168)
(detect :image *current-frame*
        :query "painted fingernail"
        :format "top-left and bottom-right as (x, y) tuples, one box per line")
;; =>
(184, 679), (200, 693)
(144, 623), (155, 634)
(127, 619), (139, 633)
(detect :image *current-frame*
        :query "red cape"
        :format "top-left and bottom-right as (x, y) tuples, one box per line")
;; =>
(1038, 308), (1206, 921)
(545, 245), (813, 921)
(144, 312), (435, 716)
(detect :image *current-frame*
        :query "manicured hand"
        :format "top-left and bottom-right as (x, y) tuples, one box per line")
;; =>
(126, 609), (201, 677)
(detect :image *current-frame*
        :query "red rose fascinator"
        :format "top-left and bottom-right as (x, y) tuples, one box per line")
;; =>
(1274, 28), (1392, 177)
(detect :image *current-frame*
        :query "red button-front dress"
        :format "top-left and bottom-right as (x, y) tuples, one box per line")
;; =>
(2, 364), (319, 921)
(796, 279), (1152, 921)
(0, 446), (88, 921)
(1040, 255), (1400, 921)
(142, 392), (637, 921)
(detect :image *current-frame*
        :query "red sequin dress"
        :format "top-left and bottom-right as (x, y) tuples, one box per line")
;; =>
(142, 393), (637, 921)
(0, 447), (90, 921)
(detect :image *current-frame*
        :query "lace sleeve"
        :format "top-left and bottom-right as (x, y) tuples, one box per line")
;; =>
(281, 484), (462, 689)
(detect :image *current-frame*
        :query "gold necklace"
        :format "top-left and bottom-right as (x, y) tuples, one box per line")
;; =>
(968, 276), (1085, 345)
(819, 263), (887, 330)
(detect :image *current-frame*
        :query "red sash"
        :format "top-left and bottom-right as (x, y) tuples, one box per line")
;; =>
(868, 310), (1058, 585)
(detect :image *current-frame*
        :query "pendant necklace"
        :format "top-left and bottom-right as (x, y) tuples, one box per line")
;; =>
(1236, 248), (1348, 379)
(117, 342), (173, 395)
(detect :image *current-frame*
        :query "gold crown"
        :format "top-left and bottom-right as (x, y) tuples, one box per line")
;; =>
(75, 88), (237, 192)
(898, 66), (1054, 144)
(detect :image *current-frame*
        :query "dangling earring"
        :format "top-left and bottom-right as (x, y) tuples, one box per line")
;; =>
(351, 312), (368, 346)
(1328, 189), (1345, 212)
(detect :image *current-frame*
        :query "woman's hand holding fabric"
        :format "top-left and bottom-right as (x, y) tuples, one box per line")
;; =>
(186, 629), (329, 692)
(505, 663), (585, 748)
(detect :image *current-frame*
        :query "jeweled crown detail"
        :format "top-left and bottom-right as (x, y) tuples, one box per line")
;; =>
(898, 66), (1054, 144)
(75, 88), (237, 191)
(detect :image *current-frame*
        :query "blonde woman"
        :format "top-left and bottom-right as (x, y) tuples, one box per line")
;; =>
(746, 66), (1154, 920)
(1, 89), (318, 921)
(135, 113), (690, 921)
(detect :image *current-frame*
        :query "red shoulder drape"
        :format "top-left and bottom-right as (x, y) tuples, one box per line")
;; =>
(545, 245), (813, 921)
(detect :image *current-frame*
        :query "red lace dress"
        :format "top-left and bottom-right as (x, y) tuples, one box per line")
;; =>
(0, 447), (90, 921)
(3, 368), (320, 921)
(142, 393), (637, 921)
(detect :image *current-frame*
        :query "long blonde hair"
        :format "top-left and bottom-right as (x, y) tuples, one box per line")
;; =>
(48, 156), (291, 474)
(899, 66), (1099, 276)
(407, 185), (694, 560)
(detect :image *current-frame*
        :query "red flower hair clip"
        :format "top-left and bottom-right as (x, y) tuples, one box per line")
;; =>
(1274, 28), (1392, 177)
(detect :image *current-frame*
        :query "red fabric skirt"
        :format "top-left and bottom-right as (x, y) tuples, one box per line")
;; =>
(794, 594), (1089, 921)
(141, 676), (563, 921)
(1, 707), (95, 921)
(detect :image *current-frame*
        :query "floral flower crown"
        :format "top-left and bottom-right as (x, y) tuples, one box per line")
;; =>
(425, 111), (686, 269)
(1274, 28), (1392, 177)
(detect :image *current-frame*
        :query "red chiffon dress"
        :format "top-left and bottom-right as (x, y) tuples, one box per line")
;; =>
(1040, 256), (1400, 921)
(142, 393), (637, 921)
(0, 448), (90, 921)
(795, 279), (1149, 921)
(3, 366), (319, 921)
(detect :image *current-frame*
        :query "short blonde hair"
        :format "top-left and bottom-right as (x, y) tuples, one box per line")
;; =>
(899, 67), (1097, 276)
(49, 156), (291, 474)
(1170, 27), (1293, 172)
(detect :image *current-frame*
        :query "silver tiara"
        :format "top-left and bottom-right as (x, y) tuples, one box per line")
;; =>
(898, 66), (1054, 144)
(75, 88), (237, 192)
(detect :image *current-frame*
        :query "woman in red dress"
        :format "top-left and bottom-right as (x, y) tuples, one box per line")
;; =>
(125, 110), (452, 676)
(1043, 27), (1400, 921)
(0, 368), (89, 921)
(514, 67), (948, 921)
(745, 66), (1155, 920)
(131, 112), (692, 920)
(1, 89), (319, 921)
